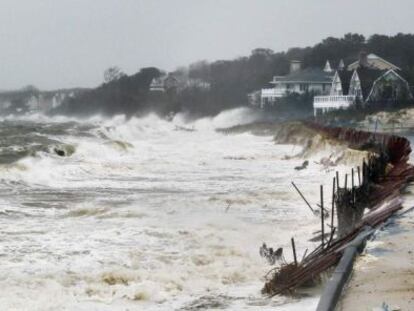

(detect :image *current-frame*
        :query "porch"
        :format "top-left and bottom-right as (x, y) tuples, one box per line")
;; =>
(313, 95), (356, 116)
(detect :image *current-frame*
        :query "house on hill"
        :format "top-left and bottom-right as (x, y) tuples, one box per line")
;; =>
(313, 52), (412, 116)
(150, 73), (210, 93)
(259, 60), (334, 108)
(150, 74), (180, 92)
(0, 88), (83, 114)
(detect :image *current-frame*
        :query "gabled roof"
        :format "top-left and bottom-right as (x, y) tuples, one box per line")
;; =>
(271, 68), (334, 84)
(337, 70), (353, 95)
(355, 67), (388, 99)
(348, 53), (401, 71)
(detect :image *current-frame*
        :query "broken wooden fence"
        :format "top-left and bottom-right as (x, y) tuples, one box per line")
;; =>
(263, 123), (414, 297)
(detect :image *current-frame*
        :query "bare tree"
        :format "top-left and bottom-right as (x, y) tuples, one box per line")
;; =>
(103, 67), (125, 83)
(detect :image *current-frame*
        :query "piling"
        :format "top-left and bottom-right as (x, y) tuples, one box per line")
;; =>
(331, 177), (335, 232)
(262, 122), (414, 299)
(291, 238), (298, 266)
(320, 185), (325, 248)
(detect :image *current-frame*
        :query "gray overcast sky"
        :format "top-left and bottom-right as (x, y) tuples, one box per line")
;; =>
(1, 0), (413, 90)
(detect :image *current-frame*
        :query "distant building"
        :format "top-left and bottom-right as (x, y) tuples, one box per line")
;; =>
(150, 73), (210, 93)
(0, 89), (83, 114)
(150, 74), (180, 92)
(184, 78), (211, 90)
(259, 60), (334, 108)
(314, 52), (412, 116)
(247, 90), (261, 107)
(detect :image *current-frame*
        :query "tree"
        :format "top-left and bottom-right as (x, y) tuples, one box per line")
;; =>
(21, 85), (39, 93)
(56, 33), (414, 119)
(103, 67), (125, 83)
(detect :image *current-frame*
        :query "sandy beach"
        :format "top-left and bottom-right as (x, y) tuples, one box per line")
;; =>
(338, 184), (414, 310)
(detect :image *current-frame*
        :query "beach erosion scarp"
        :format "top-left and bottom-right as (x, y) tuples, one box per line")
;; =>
(221, 121), (369, 166)
(225, 120), (414, 308)
(338, 203), (414, 310)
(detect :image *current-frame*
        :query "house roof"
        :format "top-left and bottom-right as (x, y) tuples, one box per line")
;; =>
(348, 53), (401, 71)
(271, 68), (335, 84)
(337, 70), (353, 94)
(356, 67), (388, 99)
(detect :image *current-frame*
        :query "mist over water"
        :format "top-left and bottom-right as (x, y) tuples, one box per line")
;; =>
(0, 108), (343, 310)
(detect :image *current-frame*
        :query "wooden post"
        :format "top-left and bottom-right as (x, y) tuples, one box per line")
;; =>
(351, 168), (355, 204)
(331, 177), (335, 232)
(291, 181), (315, 213)
(357, 166), (361, 186)
(327, 227), (336, 247)
(301, 248), (308, 263)
(362, 160), (366, 185)
(351, 168), (354, 189)
(320, 185), (325, 248)
(336, 171), (339, 189)
(291, 237), (298, 266)
(345, 174), (348, 189)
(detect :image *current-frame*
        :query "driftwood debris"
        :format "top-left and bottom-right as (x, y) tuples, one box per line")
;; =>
(260, 243), (284, 265)
(262, 124), (414, 297)
(295, 160), (309, 171)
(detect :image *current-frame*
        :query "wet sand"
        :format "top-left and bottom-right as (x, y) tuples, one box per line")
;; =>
(338, 202), (414, 310)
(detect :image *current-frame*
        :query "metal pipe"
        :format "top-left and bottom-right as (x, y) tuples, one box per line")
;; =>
(316, 227), (374, 311)
(291, 181), (315, 213)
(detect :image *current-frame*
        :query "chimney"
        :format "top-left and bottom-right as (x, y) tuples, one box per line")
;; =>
(359, 50), (369, 68)
(290, 60), (302, 73)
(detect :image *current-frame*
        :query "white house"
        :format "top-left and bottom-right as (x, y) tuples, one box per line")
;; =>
(260, 60), (334, 108)
(314, 52), (412, 116)
(150, 73), (210, 93)
(150, 74), (180, 92)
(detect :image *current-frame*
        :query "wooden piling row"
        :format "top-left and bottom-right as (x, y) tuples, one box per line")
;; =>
(263, 123), (414, 297)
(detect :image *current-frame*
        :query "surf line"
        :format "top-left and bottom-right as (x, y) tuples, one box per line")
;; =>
(262, 122), (414, 311)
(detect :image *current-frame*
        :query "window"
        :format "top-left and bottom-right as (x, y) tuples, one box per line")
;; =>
(300, 83), (309, 92)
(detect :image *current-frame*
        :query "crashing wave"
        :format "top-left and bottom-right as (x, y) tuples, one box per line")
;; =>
(222, 121), (369, 167)
(103, 140), (133, 151)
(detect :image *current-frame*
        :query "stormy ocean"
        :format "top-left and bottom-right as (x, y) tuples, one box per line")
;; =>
(0, 108), (351, 310)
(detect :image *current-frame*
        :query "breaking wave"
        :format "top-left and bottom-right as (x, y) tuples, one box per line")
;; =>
(0, 109), (344, 310)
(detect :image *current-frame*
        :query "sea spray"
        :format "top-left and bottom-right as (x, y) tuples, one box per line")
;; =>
(0, 109), (363, 310)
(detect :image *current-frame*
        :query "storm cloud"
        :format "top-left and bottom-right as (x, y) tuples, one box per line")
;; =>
(0, 0), (413, 89)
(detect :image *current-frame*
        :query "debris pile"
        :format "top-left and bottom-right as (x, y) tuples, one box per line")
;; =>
(262, 124), (414, 297)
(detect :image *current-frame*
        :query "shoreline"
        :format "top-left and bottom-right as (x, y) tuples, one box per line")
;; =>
(309, 124), (414, 310)
(338, 200), (414, 310)
(236, 121), (414, 309)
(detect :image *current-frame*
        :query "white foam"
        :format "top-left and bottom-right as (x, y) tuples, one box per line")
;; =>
(0, 109), (353, 309)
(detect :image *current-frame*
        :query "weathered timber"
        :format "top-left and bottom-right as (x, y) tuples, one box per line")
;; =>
(262, 123), (414, 297)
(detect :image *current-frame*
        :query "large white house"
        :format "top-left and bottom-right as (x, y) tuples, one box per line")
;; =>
(313, 52), (412, 116)
(259, 60), (334, 108)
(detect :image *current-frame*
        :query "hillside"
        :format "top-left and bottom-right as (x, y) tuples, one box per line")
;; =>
(55, 33), (414, 118)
